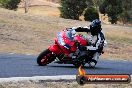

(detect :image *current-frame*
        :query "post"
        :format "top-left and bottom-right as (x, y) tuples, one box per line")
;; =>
(24, 0), (28, 13)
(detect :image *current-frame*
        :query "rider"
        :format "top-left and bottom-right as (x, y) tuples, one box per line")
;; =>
(65, 19), (107, 66)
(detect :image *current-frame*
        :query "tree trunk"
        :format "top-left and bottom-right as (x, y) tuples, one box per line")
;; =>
(24, 0), (29, 13)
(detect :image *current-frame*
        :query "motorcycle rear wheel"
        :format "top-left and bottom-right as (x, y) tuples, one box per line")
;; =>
(37, 49), (55, 66)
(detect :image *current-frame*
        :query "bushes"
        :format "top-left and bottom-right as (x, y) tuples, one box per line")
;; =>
(99, 0), (123, 24)
(59, 0), (87, 20)
(84, 7), (99, 21)
(59, 0), (99, 21)
(0, 0), (21, 10)
(59, 0), (131, 24)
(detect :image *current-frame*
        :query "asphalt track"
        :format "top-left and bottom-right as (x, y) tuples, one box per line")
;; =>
(0, 53), (132, 78)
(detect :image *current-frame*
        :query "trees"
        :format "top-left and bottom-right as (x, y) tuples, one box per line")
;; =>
(0, 0), (21, 10)
(22, 0), (32, 13)
(84, 0), (103, 21)
(59, 0), (100, 21)
(119, 0), (132, 24)
(0, 0), (32, 13)
(59, 0), (131, 24)
(59, 0), (103, 21)
(99, 0), (132, 24)
(84, 7), (99, 21)
(59, 0), (87, 20)
(99, 0), (123, 24)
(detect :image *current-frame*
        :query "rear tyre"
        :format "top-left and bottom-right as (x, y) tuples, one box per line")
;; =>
(37, 49), (55, 66)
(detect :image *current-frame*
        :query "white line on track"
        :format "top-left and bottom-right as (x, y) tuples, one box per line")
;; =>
(9, 53), (15, 55)
(0, 75), (131, 83)
(0, 75), (76, 83)
(9, 53), (33, 56)
(26, 54), (33, 55)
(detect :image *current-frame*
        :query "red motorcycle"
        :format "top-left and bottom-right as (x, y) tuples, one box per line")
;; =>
(37, 30), (97, 67)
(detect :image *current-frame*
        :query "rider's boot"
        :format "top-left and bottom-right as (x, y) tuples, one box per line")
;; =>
(93, 52), (100, 61)
(89, 52), (100, 67)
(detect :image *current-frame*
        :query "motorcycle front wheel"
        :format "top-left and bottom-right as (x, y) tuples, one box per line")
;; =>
(37, 49), (55, 66)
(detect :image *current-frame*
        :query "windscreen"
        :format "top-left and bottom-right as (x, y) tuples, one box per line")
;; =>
(57, 32), (65, 46)
(65, 31), (74, 41)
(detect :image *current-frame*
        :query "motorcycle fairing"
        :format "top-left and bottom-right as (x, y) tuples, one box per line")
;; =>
(74, 34), (87, 46)
(48, 44), (62, 55)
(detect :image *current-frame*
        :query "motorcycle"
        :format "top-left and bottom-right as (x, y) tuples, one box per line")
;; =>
(37, 30), (98, 68)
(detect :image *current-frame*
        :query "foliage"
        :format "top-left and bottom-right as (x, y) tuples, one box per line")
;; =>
(119, 0), (132, 23)
(99, 0), (132, 24)
(0, 0), (21, 10)
(99, 0), (123, 24)
(59, 0), (87, 20)
(84, 7), (99, 21)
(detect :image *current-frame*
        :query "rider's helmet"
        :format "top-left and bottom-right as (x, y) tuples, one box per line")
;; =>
(90, 19), (102, 35)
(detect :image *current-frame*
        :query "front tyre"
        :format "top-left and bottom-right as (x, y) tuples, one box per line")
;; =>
(37, 49), (55, 66)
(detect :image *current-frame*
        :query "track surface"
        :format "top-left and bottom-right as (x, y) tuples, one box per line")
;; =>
(0, 53), (132, 78)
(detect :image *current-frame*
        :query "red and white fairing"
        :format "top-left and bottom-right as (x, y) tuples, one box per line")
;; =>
(49, 30), (88, 55)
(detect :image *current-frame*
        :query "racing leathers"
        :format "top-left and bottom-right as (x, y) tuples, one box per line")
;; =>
(69, 26), (107, 61)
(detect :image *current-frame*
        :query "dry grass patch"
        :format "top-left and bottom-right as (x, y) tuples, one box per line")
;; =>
(105, 28), (132, 45)
(18, 6), (60, 17)
(101, 25), (132, 60)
